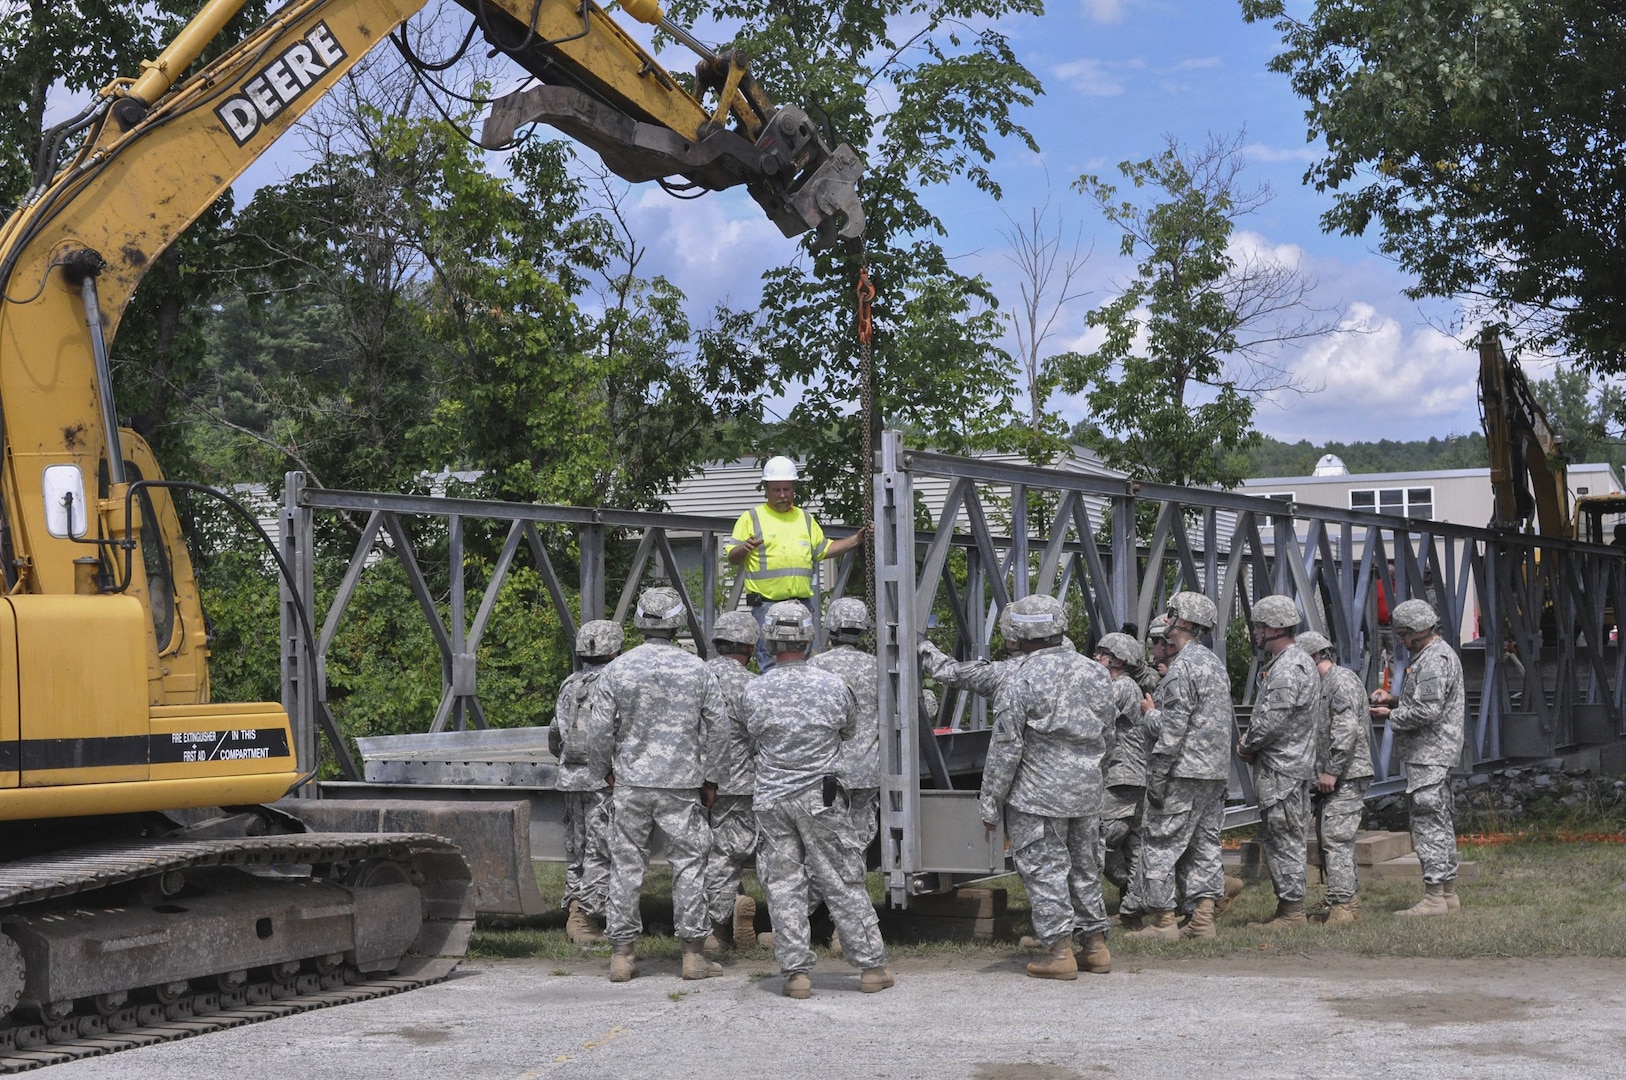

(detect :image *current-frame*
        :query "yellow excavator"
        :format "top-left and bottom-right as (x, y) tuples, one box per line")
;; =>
(1479, 330), (1626, 544)
(0, 0), (861, 1061)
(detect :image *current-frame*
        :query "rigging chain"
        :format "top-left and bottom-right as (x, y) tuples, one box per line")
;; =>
(856, 257), (876, 625)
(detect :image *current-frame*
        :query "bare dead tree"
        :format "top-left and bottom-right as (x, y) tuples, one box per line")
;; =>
(1000, 190), (1092, 434)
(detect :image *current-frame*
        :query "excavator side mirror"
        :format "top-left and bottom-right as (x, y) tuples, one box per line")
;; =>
(43, 465), (89, 538)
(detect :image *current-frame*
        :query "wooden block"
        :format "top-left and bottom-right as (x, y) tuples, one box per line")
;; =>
(1366, 853), (1423, 880)
(882, 913), (1015, 942)
(1236, 841), (1269, 881)
(1364, 854), (1477, 884)
(904, 887), (1007, 919)
(1354, 831), (1414, 865)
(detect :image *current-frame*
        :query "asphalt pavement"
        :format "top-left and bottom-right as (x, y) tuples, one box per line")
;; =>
(48, 952), (1626, 1079)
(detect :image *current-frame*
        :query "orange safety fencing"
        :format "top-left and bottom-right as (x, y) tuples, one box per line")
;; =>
(1457, 829), (1626, 846)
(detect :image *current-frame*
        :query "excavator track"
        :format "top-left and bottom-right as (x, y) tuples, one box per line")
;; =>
(0, 832), (474, 1072)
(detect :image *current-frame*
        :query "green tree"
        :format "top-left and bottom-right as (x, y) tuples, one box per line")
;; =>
(2, 0), (273, 466)
(663, 0), (1042, 516)
(1240, 0), (1626, 368)
(1531, 367), (1626, 472)
(1056, 134), (1336, 489)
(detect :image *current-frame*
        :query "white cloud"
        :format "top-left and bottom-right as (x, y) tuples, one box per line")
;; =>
(1052, 58), (1144, 97)
(1170, 57), (1222, 72)
(1081, 0), (1126, 24)
(1242, 141), (1321, 165)
(623, 186), (789, 313)
(1228, 229), (1306, 272)
(1260, 304), (1477, 441)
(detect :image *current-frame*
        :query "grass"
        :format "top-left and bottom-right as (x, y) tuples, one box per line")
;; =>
(468, 838), (1626, 963)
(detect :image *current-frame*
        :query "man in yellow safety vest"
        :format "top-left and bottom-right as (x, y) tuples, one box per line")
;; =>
(726, 456), (869, 668)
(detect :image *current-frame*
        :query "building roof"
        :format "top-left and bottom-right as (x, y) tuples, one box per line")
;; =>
(1246, 462), (1621, 489)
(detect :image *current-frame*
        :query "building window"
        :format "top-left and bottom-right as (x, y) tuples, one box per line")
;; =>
(1350, 486), (1433, 520)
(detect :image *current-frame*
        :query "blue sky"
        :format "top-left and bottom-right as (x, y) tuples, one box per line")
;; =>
(593, 0), (1491, 447)
(207, 0), (1495, 446)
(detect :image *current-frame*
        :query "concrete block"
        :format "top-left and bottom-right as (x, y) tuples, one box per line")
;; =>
(1601, 743), (1626, 777)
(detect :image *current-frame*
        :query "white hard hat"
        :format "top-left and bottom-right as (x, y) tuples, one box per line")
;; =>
(762, 456), (799, 483)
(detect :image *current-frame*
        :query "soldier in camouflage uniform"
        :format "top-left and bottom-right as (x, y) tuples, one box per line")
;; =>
(807, 597), (880, 958)
(980, 594), (1115, 980)
(700, 611), (761, 954)
(809, 598), (881, 875)
(743, 601), (892, 1000)
(1370, 598), (1465, 917)
(588, 587), (727, 982)
(1296, 631), (1373, 926)
(1128, 591), (1233, 942)
(1236, 594), (1319, 929)
(919, 606), (1020, 700)
(550, 619), (623, 946)
(1094, 632), (1150, 929)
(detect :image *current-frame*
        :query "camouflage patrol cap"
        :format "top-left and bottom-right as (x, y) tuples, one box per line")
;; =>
(1167, 591), (1219, 631)
(762, 600), (815, 644)
(633, 586), (687, 631)
(1295, 630), (1333, 658)
(1251, 594), (1300, 629)
(1391, 598), (1440, 633)
(1095, 632), (1143, 666)
(826, 597), (872, 634)
(711, 610), (759, 648)
(575, 619), (624, 659)
(1005, 594), (1066, 642)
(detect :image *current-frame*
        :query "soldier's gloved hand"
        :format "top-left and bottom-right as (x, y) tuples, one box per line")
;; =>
(547, 722), (563, 758)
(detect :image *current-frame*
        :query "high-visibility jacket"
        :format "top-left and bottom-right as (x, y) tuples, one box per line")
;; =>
(727, 504), (827, 601)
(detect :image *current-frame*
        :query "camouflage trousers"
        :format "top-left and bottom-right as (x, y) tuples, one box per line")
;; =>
(808, 787), (879, 913)
(1254, 765), (1311, 903)
(1102, 785), (1144, 917)
(1406, 765), (1459, 884)
(1007, 807), (1108, 945)
(1137, 778), (1227, 913)
(757, 786), (886, 975)
(703, 794), (759, 926)
(1317, 777), (1370, 903)
(562, 789), (612, 916)
(605, 785), (711, 945)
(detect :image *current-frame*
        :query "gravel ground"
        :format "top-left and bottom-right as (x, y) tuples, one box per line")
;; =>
(49, 950), (1626, 1080)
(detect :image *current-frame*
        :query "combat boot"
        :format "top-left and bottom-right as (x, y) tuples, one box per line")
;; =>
(783, 972), (811, 999)
(1024, 937), (1079, 980)
(1251, 899), (1307, 930)
(860, 967), (894, 993)
(566, 900), (607, 946)
(1113, 912), (1145, 932)
(1442, 878), (1461, 911)
(732, 893), (758, 949)
(1395, 882), (1450, 917)
(1076, 932), (1112, 974)
(827, 928), (843, 958)
(608, 943), (638, 983)
(756, 931), (776, 951)
(1215, 875), (1245, 916)
(1319, 901), (1361, 927)
(681, 938), (723, 980)
(1124, 911), (1180, 941)
(1181, 898), (1217, 940)
(702, 924), (730, 957)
